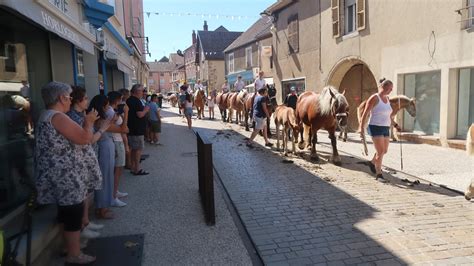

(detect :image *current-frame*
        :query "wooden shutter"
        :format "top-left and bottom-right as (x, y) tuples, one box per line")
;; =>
(331, 0), (340, 38)
(288, 15), (299, 53)
(357, 0), (366, 31)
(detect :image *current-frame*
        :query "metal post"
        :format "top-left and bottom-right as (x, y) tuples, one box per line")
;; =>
(195, 131), (215, 225)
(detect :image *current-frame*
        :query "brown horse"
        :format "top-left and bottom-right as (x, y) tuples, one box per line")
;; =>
(274, 105), (299, 156)
(243, 84), (278, 135)
(168, 94), (178, 107)
(228, 90), (248, 124)
(295, 86), (349, 165)
(194, 90), (206, 119)
(216, 92), (231, 122)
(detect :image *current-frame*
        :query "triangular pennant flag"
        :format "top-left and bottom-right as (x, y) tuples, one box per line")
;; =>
(146, 12), (150, 18)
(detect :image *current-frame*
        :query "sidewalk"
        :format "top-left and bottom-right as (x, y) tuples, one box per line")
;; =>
(315, 131), (473, 193)
(64, 108), (252, 265)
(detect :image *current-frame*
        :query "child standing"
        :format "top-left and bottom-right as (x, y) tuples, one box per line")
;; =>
(149, 94), (162, 145)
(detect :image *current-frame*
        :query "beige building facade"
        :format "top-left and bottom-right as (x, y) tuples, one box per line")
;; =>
(266, 0), (474, 146)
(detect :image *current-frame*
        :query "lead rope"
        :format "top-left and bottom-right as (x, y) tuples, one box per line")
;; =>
(399, 97), (404, 170)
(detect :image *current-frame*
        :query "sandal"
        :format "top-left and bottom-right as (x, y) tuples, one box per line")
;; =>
(132, 169), (149, 176)
(95, 209), (114, 220)
(65, 252), (96, 264)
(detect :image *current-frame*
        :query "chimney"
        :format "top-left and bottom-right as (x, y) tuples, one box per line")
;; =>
(192, 30), (196, 44)
(203, 20), (208, 31)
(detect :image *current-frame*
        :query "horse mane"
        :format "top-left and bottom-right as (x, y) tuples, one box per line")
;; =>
(319, 86), (343, 116)
(390, 95), (411, 103)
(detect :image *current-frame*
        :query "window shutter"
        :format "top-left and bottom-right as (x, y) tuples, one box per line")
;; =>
(287, 15), (299, 53)
(357, 0), (366, 31)
(331, 0), (340, 38)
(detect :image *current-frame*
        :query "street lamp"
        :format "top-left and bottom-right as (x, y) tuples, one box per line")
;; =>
(176, 49), (187, 83)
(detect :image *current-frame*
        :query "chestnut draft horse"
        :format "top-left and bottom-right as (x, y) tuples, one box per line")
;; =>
(274, 105), (299, 156)
(193, 89), (206, 119)
(243, 84), (278, 135)
(295, 86), (349, 165)
(168, 94), (178, 107)
(228, 90), (248, 124)
(216, 92), (231, 122)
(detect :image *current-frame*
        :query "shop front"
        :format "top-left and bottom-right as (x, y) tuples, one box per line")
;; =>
(281, 77), (306, 102)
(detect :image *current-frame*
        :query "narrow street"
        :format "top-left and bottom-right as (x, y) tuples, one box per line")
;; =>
(181, 105), (474, 265)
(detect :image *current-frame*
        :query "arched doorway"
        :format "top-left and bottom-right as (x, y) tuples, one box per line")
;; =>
(327, 58), (377, 131)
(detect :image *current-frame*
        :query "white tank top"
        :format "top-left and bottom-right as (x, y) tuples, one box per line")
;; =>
(369, 94), (392, 127)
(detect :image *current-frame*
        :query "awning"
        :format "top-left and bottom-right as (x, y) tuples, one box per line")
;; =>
(117, 61), (132, 75)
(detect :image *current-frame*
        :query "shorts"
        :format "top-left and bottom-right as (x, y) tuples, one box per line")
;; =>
(208, 101), (215, 108)
(128, 135), (144, 150)
(114, 141), (125, 167)
(184, 107), (193, 117)
(57, 202), (84, 232)
(254, 116), (267, 130)
(150, 120), (161, 133)
(368, 125), (390, 137)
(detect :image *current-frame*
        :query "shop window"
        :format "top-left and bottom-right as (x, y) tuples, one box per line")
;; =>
(281, 79), (305, 102)
(457, 68), (474, 138)
(76, 50), (84, 77)
(403, 71), (441, 135)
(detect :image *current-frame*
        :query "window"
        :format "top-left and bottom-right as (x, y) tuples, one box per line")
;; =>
(403, 71), (441, 135)
(245, 47), (252, 68)
(4, 44), (16, 72)
(457, 68), (474, 138)
(160, 73), (164, 77)
(281, 79), (305, 102)
(228, 53), (234, 73)
(332, 0), (366, 38)
(287, 14), (299, 53)
(345, 0), (356, 34)
(76, 50), (84, 77)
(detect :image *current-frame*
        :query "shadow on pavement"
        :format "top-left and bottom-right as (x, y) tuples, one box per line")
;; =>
(188, 124), (408, 265)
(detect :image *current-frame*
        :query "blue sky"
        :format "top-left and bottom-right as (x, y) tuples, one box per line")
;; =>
(143, 0), (275, 61)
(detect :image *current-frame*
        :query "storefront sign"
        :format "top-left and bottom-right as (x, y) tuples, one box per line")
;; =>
(48, 0), (72, 18)
(0, 0), (95, 54)
(41, 11), (81, 45)
(261, 46), (272, 57)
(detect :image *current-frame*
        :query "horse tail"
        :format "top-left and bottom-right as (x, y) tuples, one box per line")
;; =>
(288, 108), (298, 129)
(357, 101), (366, 132)
(467, 124), (474, 156)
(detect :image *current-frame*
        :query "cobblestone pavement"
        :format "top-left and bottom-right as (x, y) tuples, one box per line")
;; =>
(175, 105), (474, 265)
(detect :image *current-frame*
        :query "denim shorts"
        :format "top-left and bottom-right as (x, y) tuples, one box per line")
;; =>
(184, 107), (193, 117)
(368, 125), (390, 137)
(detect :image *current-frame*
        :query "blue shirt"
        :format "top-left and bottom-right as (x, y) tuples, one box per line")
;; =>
(149, 102), (160, 121)
(66, 108), (84, 126)
(253, 95), (267, 118)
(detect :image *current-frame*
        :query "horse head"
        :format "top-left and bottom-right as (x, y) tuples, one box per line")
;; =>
(406, 97), (416, 117)
(327, 87), (349, 127)
(266, 84), (278, 112)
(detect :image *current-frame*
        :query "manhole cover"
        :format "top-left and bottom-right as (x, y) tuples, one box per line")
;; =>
(181, 152), (198, 157)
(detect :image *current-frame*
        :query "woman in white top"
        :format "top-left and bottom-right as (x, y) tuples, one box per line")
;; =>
(359, 78), (401, 181)
(184, 93), (193, 129)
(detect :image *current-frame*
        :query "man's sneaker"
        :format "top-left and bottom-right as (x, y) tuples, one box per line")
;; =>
(265, 142), (274, 147)
(86, 221), (104, 231)
(81, 227), (100, 239)
(111, 198), (127, 207)
(116, 191), (128, 198)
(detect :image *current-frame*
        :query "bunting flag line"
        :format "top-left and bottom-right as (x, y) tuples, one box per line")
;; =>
(144, 11), (258, 20)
